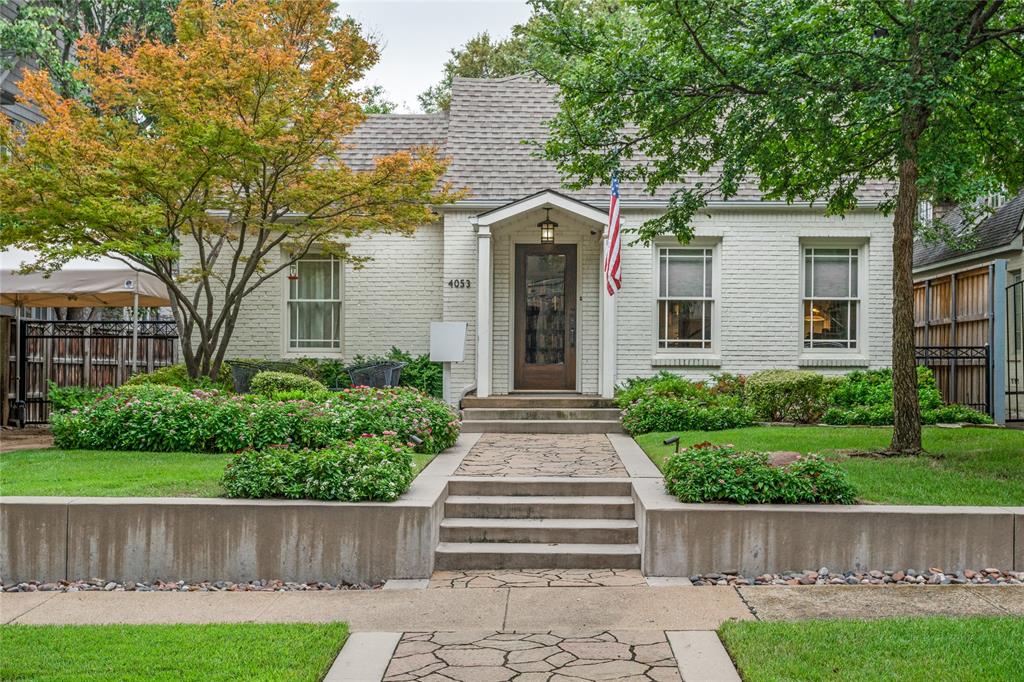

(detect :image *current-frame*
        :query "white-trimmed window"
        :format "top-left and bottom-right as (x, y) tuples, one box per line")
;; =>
(287, 254), (342, 350)
(803, 247), (859, 349)
(657, 247), (714, 350)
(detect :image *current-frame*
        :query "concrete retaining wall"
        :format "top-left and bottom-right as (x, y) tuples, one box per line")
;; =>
(1, 478), (446, 585)
(634, 479), (1022, 576)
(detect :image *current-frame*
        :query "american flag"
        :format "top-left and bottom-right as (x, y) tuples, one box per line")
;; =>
(604, 173), (622, 295)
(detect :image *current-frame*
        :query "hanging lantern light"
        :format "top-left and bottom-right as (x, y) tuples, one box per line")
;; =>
(538, 208), (557, 244)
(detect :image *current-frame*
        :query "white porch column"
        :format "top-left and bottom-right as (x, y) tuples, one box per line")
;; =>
(476, 223), (493, 397)
(599, 234), (617, 398)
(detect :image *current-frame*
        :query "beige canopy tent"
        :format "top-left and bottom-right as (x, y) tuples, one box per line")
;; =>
(0, 248), (169, 308)
(0, 249), (172, 422)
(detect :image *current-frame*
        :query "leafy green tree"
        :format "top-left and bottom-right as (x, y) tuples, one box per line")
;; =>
(361, 84), (398, 114)
(529, 0), (1024, 454)
(418, 30), (528, 112)
(0, 0), (177, 99)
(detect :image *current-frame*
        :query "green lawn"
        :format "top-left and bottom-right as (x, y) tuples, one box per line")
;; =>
(636, 426), (1024, 505)
(0, 622), (348, 681)
(720, 616), (1024, 682)
(1, 448), (436, 497)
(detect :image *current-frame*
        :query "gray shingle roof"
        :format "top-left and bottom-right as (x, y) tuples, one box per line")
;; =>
(913, 191), (1024, 269)
(344, 75), (896, 205)
(340, 114), (448, 172)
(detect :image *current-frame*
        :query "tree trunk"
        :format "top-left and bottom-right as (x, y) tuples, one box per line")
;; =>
(890, 157), (923, 455)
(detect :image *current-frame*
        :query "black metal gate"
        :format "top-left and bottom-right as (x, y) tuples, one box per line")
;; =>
(1008, 279), (1024, 423)
(915, 345), (991, 416)
(10, 319), (178, 425)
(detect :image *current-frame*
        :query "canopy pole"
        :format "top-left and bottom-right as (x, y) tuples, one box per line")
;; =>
(130, 289), (139, 375)
(13, 304), (23, 427)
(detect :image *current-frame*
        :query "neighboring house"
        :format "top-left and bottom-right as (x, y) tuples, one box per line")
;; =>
(913, 192), (1024, 423)
(189, 76), (899, 403)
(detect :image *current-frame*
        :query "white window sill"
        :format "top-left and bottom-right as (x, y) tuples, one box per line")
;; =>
(283, 350), (345, 360)
(798, 355), (870, 368)
(652, 355), (722, 368)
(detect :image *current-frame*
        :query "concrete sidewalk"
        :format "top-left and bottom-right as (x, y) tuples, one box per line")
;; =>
(0, 586), (752, 631)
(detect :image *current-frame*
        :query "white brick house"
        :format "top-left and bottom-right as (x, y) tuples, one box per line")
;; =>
(206, 76), (896, 403)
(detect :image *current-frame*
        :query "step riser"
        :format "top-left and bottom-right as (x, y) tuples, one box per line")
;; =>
(435, 551), (640, 570)
(460, 420), (623, 434)
(462, 408), (621, 421)
(444, 501), (635, 520)
(462, 397), (616, 409)
(439, 526), (638, 544)
(448, 480), (632, 497)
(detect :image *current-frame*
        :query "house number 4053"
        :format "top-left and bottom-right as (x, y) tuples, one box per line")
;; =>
(448, 279), (472, 288)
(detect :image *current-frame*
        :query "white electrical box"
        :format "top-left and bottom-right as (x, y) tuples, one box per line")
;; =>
(430, 321), (467, 362)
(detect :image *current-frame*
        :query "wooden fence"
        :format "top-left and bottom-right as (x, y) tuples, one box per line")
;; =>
(4, 319), (178, 425)
(913, 266), (993, 413)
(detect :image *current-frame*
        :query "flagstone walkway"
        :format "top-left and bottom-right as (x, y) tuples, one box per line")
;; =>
(428, 569), (647, 589)
(454, 434), (627, 477)
(382, 630), (682, 682)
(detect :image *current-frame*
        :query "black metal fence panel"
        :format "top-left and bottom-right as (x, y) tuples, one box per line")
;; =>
(8, 319), (178, 425)
(914, 345), (991, 416)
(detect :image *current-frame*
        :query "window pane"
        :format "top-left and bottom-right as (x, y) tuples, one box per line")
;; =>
(849, 255), (859, 297)
(289, 301), (340, 348)
(661, 250), (707, 298)
(811, 255), (852, 298)
(296, 260), (332, 299)
(804, 299), (857, 348)
(659, 300), (710, 348)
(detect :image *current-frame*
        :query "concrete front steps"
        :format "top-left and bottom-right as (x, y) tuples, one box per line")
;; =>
(435, 478), (640, 570)
(460, 395), (623, 434)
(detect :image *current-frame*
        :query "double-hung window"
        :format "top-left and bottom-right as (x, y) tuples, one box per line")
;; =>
(657, 247), (714, 350)
(287, 254), (342, 350)
(803, 247), (859, 349)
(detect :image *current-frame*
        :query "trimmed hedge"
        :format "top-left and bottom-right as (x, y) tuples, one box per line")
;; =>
(221, 436), (414, 501)
(746, 370), (833, 423)
(663, 442), (856, 504)
(52, 384), (460, 455)
(250, 371), (328, 398)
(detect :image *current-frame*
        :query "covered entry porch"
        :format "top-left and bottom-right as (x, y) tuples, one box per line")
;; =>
(471, 191), (617, 399)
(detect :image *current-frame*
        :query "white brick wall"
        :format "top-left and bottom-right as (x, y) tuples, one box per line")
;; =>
(176, 225), (444, 362)
(179, 205), (895, 393)
(614, 208), (894, 381)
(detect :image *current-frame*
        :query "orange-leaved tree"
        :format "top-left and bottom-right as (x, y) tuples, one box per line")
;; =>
(0, 0), (457, 380)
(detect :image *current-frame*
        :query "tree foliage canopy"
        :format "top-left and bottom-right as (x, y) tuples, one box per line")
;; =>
(0, 0), (178, 99)
(0, 0), (458, 378)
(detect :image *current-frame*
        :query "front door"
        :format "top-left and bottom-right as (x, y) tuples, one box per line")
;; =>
(514, 244), (577, 390)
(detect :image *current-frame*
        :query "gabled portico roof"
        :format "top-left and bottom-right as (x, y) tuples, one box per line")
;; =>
(471, 189), (607, 227)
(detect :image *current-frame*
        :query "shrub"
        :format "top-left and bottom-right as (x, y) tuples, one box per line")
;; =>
(221, 436), (414, 501)
(746, 370), (829, 423)
(620, 394), (754, 434)
(822, 366), (991, 425)
(250, 371), (327, 397)
(47, 381), (108, 413)
(52, 384), (460, 455)
(123, 363), (233, 393)
(663, 442), (856, 504)
(615, 372), (754, 435)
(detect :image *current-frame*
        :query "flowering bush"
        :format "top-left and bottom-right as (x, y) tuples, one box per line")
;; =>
(616, 373), (754, 435)
(663, 442), (856, 504)
(221, 436), (414, 501)
(52, 384), (460, 454)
